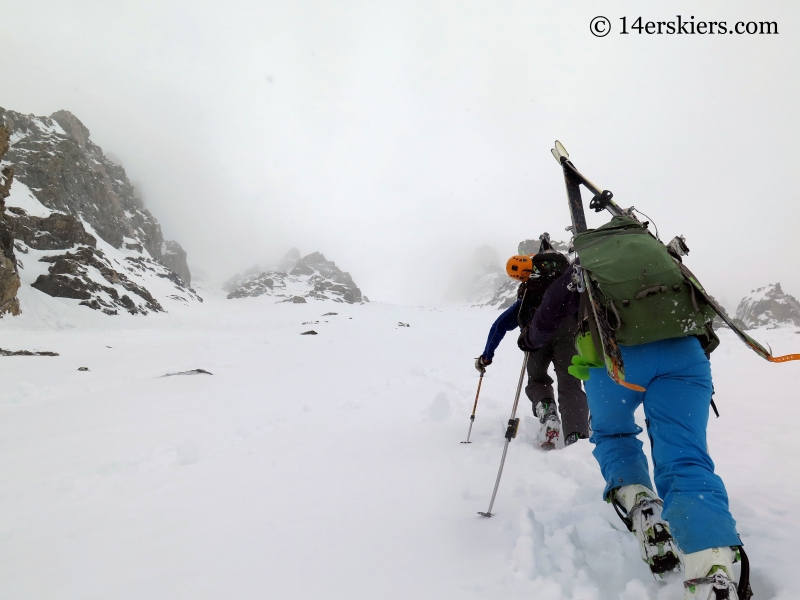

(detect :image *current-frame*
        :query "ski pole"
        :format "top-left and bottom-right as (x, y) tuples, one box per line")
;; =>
(478, 351), (529, 517)
(461, 373), (484, 444)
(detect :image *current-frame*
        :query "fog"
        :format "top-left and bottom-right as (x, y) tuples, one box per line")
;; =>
(2, 1), (799, 307)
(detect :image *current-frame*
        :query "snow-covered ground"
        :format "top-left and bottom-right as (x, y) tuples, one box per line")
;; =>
(0, 289), (798, 599)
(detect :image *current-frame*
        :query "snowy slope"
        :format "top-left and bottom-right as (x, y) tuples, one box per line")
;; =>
(0, 292), (798, 599)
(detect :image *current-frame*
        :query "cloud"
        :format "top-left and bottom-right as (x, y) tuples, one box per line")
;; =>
(2, 1), (799, 304)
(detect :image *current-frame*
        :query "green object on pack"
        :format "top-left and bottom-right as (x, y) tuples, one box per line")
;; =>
(575, 331), (603, 365)
(568, 355), (595, 381)
(570, 333), (605, 381)
(573, 216), (716, 347)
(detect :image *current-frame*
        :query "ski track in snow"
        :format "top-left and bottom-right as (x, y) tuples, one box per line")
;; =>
(0, 290), (797, 599)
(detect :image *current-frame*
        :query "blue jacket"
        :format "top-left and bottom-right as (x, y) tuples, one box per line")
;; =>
(481, 300), (522, 361)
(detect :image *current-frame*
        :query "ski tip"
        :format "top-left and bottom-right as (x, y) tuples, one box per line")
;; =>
(477, 512), (493, 518)
(767, 353), (800, 363)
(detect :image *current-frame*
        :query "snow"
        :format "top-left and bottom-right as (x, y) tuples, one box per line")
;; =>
(4, 180), (54, 218)
(0, 292), (798, 599)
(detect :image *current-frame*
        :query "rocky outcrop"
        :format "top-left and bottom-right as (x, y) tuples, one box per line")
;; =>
(4, 207), (96, 250)
(225, 251), (365, 304)
(0, 107), (191, 285)
(735, 283), (800, 329)
(0, 124), (21, 316)
(0, 107), (200, 313)
(32, 246), (164, 315)
(160, 240), (191, 284)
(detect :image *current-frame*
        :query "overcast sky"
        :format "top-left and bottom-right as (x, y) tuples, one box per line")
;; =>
(2, 1), (798, 306)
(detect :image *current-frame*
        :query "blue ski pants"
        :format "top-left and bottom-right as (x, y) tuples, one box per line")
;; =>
(584, 336), (741, 554)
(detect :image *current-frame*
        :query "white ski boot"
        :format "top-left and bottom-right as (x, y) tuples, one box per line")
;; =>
(613, 484), (682, 577)
(683, 547), (740, 600)
(534, 400), (561, 450)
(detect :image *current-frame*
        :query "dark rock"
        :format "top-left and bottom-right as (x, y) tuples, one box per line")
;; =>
(33, 245), (165, 314)
(160, 240), (191, 284)
(292, 296), (307, 303)
(301, 330), (318, 335)
(3, 209), (97, 250)
(77, 367), (89, 371)
(162, 369), (213, 377)
(32, 273), (92, 299)
(0, 348), (59, 356)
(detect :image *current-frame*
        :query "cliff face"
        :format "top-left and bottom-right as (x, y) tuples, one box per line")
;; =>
(0, 107), (200, 315)
(0, 107), (190, 284)
(0, 124), (21, 316)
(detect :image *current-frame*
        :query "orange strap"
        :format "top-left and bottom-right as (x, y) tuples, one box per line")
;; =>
(767, 353), (800, 363)
(618, 380), (646, 392)
(611, 362), (646, 392)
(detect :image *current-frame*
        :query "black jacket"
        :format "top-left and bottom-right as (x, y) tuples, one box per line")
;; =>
(523, 264), (581, 349)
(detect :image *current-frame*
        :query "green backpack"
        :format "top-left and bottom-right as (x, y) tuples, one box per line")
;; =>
(573, 215), (717, 349)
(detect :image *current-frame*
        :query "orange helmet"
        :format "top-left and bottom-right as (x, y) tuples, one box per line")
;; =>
(506, 255), (533, 281)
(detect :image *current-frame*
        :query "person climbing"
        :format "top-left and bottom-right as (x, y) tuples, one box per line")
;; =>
(474, 238), (590, 450)
(517, 215), (749, 599)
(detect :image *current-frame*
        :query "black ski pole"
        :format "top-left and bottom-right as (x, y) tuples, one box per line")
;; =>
(462, 373), (484, 443)
(478, 351), (529, 517)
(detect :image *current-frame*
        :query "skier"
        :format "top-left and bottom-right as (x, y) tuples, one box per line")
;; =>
(518, 215), (747, 599)
(475, 243), (590, 449)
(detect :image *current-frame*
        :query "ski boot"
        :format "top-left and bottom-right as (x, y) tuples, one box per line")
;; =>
(684, 547), (742, 600)
(534, 400), (561, 450)
(612, 484), (682, 578)
(564, 432), (587, 447)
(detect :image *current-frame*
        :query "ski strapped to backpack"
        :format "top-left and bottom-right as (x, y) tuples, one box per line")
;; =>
(552, 141), (642, 390)
(551, 141), (799, 391)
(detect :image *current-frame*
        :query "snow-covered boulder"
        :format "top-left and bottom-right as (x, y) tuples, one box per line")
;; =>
(735, 283), (800, 329)
(225, 251), (365, 304)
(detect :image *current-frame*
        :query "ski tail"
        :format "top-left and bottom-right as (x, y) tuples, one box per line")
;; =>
(584, 274), (646, 392)
(679, 263), (800, 364)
